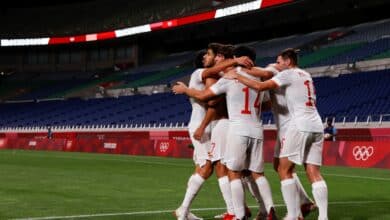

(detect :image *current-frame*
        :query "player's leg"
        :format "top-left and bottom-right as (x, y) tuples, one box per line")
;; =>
(293, 172), (312, 204)
(304, 133), (328, 220)
(241, 172), (266, 218)
(225, 134), (248, 219)
(249, 138), (277, 220)
(175, 132), (212, 220)
(275, 132), (315, 218)
(278, 125), (306, 220)
(211, 119), (235, 219)
(214, 161), (235, 218)
(305, 164), (328, 220)
(227, 169), (245, 220)
(278, 157), (299, 220)
(175, 161), (212, 220)
(292, 171), (317, 217)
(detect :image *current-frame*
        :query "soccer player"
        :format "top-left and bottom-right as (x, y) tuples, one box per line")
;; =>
(173, 46), (215, 220)
(239, 63), (317, 218)
(174, 43), (253, 220)
(194, 44), (236, 219)
(173, 46), (277, 220)
(224, 48), (328, 220)
(194, 44), (261, 220)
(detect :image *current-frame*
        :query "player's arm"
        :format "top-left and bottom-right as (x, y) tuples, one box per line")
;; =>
(241, 64), (280, 80)
(242, 67), (274, 80)
(193, 106), (216, 140)
(172, 82), (216, 101)
(224, 69), (278, 91)
(193, 78), (218, 140)
(201, 56), (254, 79)
(204, 77), (224, 106)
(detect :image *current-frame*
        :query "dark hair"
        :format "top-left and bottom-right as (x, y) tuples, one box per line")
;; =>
(208, 42), (224, 56)
(279, 48), (299, 66)
(217, 44), (234, 59)
(194, 50), (206, 68)
(233, 45), (256, 63)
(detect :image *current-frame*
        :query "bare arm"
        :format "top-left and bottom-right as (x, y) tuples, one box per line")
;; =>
(172, 82), (216, 101)
(242, 67), (274, 80)
(202, 56), (254, 80)
(193, 106), (216, 140)
(193, 78), (218, 140)
(204, 77), (221, 107)
(224, 70), (279, 91)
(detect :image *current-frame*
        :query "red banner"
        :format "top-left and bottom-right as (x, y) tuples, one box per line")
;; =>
(1, 131), (389, 169)
(322, 141), (390, 168)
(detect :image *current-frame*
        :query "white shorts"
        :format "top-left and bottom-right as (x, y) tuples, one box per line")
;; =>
(280, 123), (324, 166)
(274, 125), (288, 158)
(189, 131), (211, 167)
(224, 130), (264, 173)
(209, 119), (229, 163)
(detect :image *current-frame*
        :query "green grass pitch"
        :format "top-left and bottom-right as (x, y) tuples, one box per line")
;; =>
(0, 149), (389, 220)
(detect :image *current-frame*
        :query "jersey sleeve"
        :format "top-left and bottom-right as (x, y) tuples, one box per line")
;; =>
(210, 78), (230, 95)
(271, 70), (291, 87)
(264, 66), (279, 76)
(195, 69), (204, 83)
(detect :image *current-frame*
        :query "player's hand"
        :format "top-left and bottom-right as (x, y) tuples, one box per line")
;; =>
(172, 82), (187, 94)
(235, 56), (254, 68)
(223, 69), (238, 80)
(193, 127), (204, 141)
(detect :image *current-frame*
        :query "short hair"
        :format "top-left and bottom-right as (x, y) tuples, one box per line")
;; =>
(217, 44), (234, 59)
(233, 45), (256, 63)
(194, 50), (206, 68)
(208, 42), (224, 56)
(279, 48), (299, 65)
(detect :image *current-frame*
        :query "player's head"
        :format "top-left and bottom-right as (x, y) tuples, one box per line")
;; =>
(233, 45), (256, 64)
(277, 48), (299, 69)
(204, 43), (223, 68)
(194, 50), (206, 68)
(214, 44), (234, 64)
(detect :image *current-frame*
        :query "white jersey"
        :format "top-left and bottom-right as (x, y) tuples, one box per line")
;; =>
(210, 67), (264, 139)
(187, 68), (210, 133)
(271, 67), (323, 132)
(265, 67), (290, 132)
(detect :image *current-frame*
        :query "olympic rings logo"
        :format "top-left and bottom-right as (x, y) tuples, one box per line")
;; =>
(352, 146), (374, 161)
(159, 142), (170, 152)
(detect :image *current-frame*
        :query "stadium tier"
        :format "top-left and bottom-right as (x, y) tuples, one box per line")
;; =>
(312, 38), (390, 67)
(0, 69), (389, 128)
(3, 19), (390, 101)
(1, 18), (390, 128)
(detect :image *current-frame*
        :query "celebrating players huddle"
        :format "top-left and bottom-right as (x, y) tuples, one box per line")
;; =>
(172, 43), (328, 220)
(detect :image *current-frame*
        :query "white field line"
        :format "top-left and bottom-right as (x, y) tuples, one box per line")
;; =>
(12, 200), (390, 220)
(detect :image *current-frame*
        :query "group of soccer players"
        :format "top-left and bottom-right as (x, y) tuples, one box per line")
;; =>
(171, 43), (328, 220)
